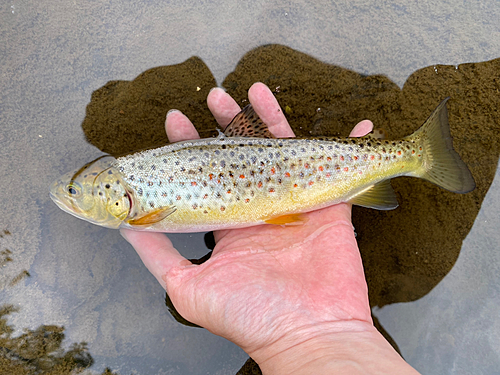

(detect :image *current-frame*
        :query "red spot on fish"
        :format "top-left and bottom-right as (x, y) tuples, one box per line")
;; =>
(353, 156), (358, 160)
(326, 173), (331, 177)
(269, 188), (275, 193)
(412, 150), (415, 154)
(209, 174), (214, 180)
(191, 181), (197, 186)
(176, 195), (181, 200)
(203, 194), (208, 199)
(304, 163), (310, 169)
(327, 157), (332, 161)
(419, 146), (423, 151)
(239, 174), (245, 179)
(217, 179), (221, 184)
(318, 166), (324, 171)
(285, 172), (291, 177)
(293, 184), (298, 188)
(370, 155), (375, 160)
(258, 181), (263, 188)
(220, 206), (225, 211)
(417, 154), (421, 157)
(344, 167), (349, 172)
(340, 156), (344, 161)
(397, 151), (402, 156)
(308, 181), (314, 186)
(227, 189), (231, 194)
(270, 168), (275, 175)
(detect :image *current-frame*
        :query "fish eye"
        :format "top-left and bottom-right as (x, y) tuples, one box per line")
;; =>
(66, 182), (82, 196)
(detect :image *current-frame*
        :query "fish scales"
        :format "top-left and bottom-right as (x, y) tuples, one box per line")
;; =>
(49, 99), (475, 232)
(115, 135), (420, 231)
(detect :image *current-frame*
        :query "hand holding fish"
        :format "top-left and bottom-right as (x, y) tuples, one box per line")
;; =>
(121, 83), (421, 374)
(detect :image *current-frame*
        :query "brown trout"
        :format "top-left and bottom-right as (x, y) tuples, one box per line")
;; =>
(50, 98), (475, 232)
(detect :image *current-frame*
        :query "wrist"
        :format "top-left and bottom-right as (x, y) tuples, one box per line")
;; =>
(248, 321), (420, 375)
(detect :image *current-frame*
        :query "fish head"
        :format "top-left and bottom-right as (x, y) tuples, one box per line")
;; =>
(50, 156), (131, 229)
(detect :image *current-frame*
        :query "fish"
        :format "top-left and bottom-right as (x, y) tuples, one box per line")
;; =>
(49, 98), (475, 233)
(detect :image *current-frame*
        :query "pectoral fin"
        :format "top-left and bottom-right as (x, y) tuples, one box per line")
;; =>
(349, 180), (399, 210)
(264, 213), (308, 226)
(127, 206), (177, 226)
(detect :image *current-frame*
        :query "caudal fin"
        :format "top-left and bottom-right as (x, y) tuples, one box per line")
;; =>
(407, 98), (475, 193)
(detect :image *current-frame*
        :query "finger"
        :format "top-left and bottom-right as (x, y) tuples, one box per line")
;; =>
(165, 109), (200, 142)
(207, 88), (242, 128)
(349, 119), (373, 137)
(121, 229), (190, 289)
(248, 82), (295, 138)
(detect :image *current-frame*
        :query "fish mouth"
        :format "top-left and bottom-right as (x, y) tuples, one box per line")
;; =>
(49, 190), (80, 217)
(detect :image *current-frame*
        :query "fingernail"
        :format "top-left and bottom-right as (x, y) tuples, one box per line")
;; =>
(209, 87), (225, 93)
(166, 109), (180, 117)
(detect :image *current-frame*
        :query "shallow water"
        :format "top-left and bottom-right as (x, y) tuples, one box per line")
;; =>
(1, 1), (499, 374)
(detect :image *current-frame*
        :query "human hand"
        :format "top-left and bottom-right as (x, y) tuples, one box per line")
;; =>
(121, 83), (419, 374)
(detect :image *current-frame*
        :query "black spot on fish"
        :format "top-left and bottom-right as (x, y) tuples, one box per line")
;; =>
(105, 184), (110, 189)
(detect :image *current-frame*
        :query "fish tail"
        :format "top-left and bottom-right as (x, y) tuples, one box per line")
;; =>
(407, 98), (475, 193)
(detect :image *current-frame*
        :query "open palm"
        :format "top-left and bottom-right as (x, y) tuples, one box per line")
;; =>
(121, 83), (376, 361)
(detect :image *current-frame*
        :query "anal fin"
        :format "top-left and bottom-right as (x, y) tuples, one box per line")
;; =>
(349, 180), (399, 210)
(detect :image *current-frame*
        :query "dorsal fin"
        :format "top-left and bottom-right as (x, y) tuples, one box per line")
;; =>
(224, 104), (275, 138)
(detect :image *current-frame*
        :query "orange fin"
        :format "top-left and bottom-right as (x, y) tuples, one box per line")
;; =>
(264, 213), (308, 226)
(127, 206), (177, 226)
(224, 104), (275, 138)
